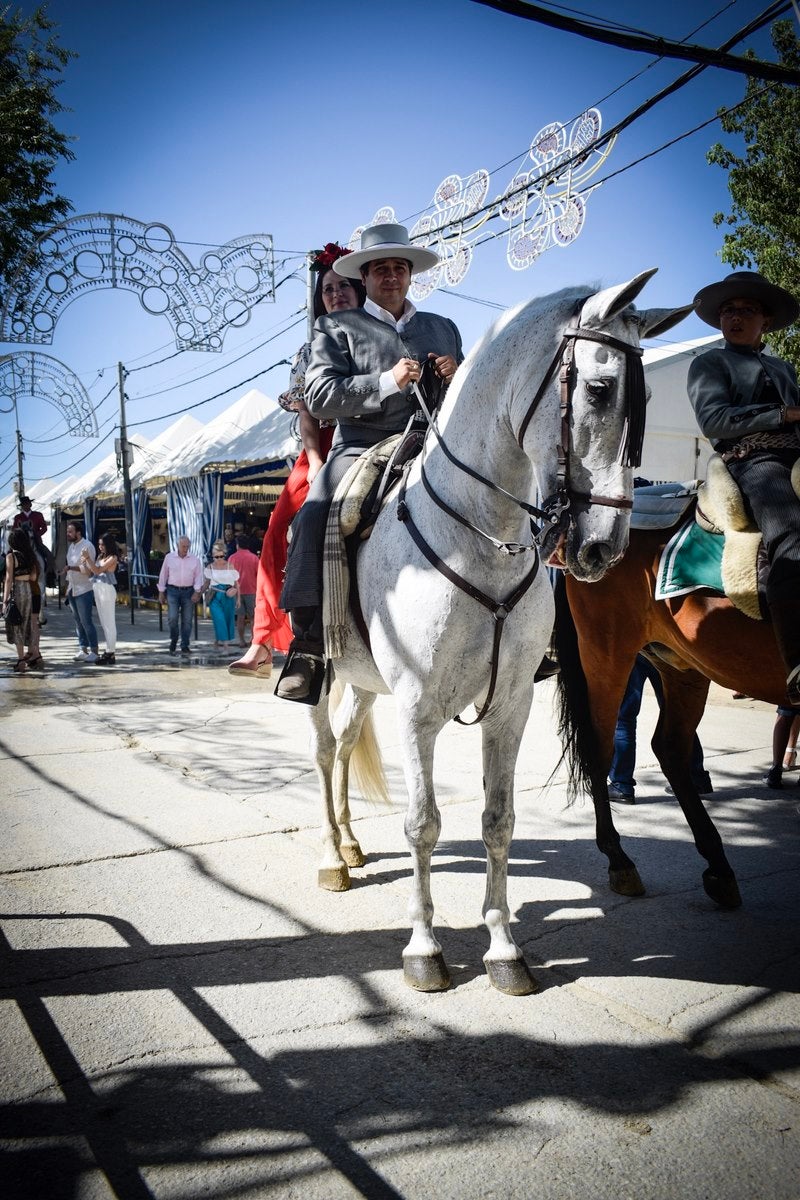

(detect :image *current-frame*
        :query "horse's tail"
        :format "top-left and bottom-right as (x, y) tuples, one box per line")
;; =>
(552, 573), (603, 803)
(329, 677), (390, 805)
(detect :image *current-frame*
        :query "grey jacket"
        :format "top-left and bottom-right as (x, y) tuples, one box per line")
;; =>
(305, 308), (463, 440)
(687, 341), (798, 449)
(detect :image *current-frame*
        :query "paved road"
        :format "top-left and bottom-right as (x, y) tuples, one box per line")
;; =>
(1, 603), (798, 1199)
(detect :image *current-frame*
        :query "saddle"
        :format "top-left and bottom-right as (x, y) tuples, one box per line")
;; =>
(655, 453), (800, 620)
(322, 433), (402, 659)
(322, 362), (448, 660)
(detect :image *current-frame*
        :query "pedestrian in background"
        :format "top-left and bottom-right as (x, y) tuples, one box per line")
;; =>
(63, 521), (99, 663)
(202, 540), (240, 647)
(609, 654), (712, 803)
(157, 535), (202, 654)
(4, 528), (41, 672)
(80, 532), (119, 665)
(228, 534), (259, 648)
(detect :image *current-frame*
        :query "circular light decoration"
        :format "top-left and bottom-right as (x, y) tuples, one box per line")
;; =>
(1, 214), (275, 352)
(0, 351), (98, 436)
(554, 195), (586, 246)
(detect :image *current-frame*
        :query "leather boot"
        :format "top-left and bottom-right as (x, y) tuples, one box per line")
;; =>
(274, 608), (326, 704)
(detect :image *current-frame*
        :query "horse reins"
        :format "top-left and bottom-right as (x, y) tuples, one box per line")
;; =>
(395, 319), (645, 724)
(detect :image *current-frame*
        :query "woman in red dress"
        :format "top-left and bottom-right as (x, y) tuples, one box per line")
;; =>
(229, 244), (365, 677)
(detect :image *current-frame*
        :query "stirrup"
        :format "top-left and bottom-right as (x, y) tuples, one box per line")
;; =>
(786, 665), (800, 707)
(274, 648), (327, 706)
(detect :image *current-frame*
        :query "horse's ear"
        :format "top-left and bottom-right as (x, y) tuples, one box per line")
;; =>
(638, 304), (694, 339)
(582, 268), (659, 325)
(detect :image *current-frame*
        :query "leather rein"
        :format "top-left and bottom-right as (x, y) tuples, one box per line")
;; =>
(395, 322), (644, 725)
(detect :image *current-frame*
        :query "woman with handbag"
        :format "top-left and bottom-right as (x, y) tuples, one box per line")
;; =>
(3, 529), (41, 672)
(202, 541), (240, 647)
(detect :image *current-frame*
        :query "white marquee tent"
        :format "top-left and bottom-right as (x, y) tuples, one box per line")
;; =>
(640, 333), (722, 483)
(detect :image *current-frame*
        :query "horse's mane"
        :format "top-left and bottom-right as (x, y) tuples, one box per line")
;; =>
(463, 283), (599, 369)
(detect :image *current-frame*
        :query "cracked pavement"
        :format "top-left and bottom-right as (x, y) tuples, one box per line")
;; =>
(1, 602), (799, 1199)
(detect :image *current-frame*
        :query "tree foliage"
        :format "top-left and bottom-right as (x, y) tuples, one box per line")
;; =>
(0, 4), (75, 293)
(707, 20), (800, 369)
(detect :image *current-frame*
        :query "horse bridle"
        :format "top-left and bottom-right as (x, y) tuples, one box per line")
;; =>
(516, 324), (646, 523)
(408, 321), (645, 553)
(395, 319), (646, 724)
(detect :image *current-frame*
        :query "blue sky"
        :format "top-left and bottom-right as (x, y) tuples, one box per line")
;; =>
(1, 0), (791, 495)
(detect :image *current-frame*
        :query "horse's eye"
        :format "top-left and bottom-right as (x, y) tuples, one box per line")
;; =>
(586, 378), (614, 402)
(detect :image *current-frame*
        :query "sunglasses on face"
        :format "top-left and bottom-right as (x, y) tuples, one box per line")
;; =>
(719, 305), (763, 319)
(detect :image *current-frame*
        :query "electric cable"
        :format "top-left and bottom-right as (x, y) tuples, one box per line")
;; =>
(127, 317), (304, 429)
(127, 307), (306, 402)
(407, 2), (790, 239)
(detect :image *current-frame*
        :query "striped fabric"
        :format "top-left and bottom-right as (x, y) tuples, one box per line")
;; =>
(201, 472), (224, 563)
(166, 477), (202, 553)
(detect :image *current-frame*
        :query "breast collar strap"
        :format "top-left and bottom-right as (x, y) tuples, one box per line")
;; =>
(396, 461), (540, 725)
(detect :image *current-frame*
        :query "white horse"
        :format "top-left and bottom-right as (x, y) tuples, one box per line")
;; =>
(308, 270), (690, 995)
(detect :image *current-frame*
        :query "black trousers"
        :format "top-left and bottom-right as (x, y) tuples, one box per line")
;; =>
(728, 448), (800, 669)
(279, 428), (391, 612)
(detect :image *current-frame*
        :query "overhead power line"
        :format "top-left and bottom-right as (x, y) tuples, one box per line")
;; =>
(430, 1), (793, 242)
(472, 0), (800, 83)
(127, 316), (305, 429)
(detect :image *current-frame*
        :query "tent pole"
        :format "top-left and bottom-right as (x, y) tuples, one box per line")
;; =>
(117, 361), (137, 625)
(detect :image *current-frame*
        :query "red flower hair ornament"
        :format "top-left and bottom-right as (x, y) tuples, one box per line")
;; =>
(310, 242), (353, 272)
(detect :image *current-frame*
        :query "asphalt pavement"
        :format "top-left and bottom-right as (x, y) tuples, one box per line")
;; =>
(1, 600), (798, 1199)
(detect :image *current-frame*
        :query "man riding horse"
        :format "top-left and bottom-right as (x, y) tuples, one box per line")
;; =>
(275, 223), (463, 703)
(12, 495), (53, 589)
(688, 270), (800, 704)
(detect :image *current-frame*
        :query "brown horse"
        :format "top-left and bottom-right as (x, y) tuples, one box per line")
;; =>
(553, 523), (787, 910)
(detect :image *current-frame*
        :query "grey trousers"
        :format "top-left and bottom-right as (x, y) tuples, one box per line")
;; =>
(728, 447), (800, 667)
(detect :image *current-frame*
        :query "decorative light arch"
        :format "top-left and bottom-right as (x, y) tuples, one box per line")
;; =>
(350, 109), (614, 301)
(0, 351), (97, 436)
(0, 214), (275, 351)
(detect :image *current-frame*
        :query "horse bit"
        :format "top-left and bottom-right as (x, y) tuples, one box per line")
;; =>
(395, 321), (645, 724)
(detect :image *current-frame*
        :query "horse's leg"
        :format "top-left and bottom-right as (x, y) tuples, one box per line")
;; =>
(481, 702), (538, 996)
(561, 578), (646, 896)
(651, 661), (742, 909)
(329, 683), (376, 869)
(397, 709), (450, 992)
(589, 707), (647, 898)
(308, 693), (351, 892)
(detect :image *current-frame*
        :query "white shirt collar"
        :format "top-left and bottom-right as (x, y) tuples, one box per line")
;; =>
(364, 296), (417, 331)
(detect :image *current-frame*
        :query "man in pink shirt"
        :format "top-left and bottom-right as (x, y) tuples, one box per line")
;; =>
(228, 534), (259, 647)
(157, 536), (203, 653)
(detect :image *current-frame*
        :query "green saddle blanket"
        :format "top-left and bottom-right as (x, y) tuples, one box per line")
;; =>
(655, 519), (724, 600)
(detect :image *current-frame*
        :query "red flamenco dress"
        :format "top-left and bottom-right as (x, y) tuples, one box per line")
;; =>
(253, 422), (333, 653)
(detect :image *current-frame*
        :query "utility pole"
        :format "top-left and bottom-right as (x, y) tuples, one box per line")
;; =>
(306, 253), (314, 341)
(16, 428), (24, 498)
(117, 362), (137, 622)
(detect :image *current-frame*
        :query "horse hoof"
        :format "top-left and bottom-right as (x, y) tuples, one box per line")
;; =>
(318, 865), (350, 892)
(403, 953), (451, 992)
(609, 867), (646, 897)
(484, 957), (538, 996)
(341, 843), (365, 868)
(702, 869), (742, 910)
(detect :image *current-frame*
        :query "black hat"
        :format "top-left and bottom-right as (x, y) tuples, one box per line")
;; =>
(693, 271), (799, 331)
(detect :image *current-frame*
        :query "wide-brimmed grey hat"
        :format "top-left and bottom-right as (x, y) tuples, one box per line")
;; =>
(694, 270), (799, 331)
(333, 223), (439, 278)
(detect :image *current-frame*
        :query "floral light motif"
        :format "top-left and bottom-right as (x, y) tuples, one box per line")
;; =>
(351, 109), (614, 299)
